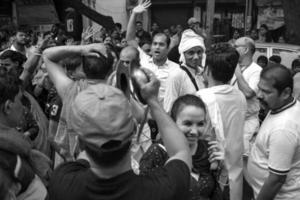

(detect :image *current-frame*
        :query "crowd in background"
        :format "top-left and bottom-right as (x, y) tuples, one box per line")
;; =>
(0, 1), (300, 200)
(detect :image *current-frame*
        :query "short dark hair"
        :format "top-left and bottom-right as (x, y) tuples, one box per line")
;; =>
(15, 27), (27, 35)
(115, 23), (122, 30)
(170, 94), (206, 121)
(206, 45), (239, 83)
(0, 74), (22, 106)
(257, 55), (268, 64)
(0, 50), (26, 67)
(260, 63), (293, 94)
(152, 32), (171, 47)
(78, 137), (131, 167)
(82, 51), (114, 80)
(269, 55), (281, 64)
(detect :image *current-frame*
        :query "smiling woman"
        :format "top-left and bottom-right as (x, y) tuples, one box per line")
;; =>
(139, 94), (224, 200)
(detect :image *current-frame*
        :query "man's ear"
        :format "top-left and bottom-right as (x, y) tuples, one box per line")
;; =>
(281, 87), (292, 100)
(3, 100), (12, 115)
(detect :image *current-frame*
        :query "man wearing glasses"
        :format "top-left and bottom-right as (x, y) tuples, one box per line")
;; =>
(231, 37), (262, 160)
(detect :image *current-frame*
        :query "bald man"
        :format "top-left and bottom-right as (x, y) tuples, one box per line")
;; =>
(231, 37), (262, 158)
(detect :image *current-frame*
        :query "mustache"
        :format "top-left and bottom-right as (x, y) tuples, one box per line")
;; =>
(258, 98), (268, 107)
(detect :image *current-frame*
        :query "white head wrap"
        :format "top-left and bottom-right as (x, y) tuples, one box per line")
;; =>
(178, 29), (206, 66)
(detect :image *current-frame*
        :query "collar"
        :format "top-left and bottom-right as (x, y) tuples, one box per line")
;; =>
(270, 98), (297, 114)
(149, 57), (170, 67)
(181, 63), (203, 75)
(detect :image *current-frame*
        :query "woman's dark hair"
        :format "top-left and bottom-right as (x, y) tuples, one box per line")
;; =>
(170, 94), (206, 121)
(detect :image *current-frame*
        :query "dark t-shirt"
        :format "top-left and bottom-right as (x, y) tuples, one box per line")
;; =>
(48, 159), (190, 200)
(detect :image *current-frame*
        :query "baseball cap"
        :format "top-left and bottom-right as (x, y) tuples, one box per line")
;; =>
(187, 17), (200, 26)
(69, 83), (136, 148)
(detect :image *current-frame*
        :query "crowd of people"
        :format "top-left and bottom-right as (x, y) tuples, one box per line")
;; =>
(0, 1), (300, 200)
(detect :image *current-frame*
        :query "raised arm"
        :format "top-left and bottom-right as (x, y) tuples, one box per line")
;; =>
(20, 35), (51, 88)
(126, 0), (151, 48)
(139, 68), (192, 170)
(43, 43), (107, 98)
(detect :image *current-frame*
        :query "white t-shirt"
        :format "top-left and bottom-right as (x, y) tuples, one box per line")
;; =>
(231, 62), (262, 119)
(138, 47), (179, 106)
(163, 64), (205, 112)
(196, 85), (247, 200)
(247, 99), (300, 200)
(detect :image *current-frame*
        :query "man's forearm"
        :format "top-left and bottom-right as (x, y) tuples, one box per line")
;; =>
(257, 173), (286, 200)
(126, 12), (138, 42)
(43, 45), (83, 63)
(147, 98), (191, 167)
(236, 74), (256, 99)
(20, 51), (42, 88)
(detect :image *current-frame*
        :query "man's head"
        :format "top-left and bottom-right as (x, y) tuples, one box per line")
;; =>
(151, 33), (170, 62)
(178, 29), (205, 69)
(205, 45), (239, 84)
(269, 55), (281, 64)
(257, 63), (293, 110)
(14, 28), (27, 46)
(69, 84), (135, 167)
(82, 50), (114, 80)
(187, 17), (201, 29)
(0, 74), (24, 128)
(136, 21), (143, 32)
(257, 55), (268, 69)
(0, 50), (26, 76)
(234, 36), (256, 62)
(119, 46), (140, 69)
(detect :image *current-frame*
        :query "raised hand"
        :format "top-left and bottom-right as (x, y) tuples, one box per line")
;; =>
(137, 67), (160, 103)
(208, 141), (225, 163)
(132, 0), (151, 14)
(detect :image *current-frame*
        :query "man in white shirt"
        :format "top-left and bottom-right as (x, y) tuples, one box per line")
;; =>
(164, 29), (206, 112)
(197, 46), (246, 200)
(10, 28), (30, 57)
(126, 1), (179, 105)
(247, 63), (300, 200)
(232, 37), (262, 157)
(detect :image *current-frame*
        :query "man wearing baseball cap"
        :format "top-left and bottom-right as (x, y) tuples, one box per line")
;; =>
(48, 69), (192, 200)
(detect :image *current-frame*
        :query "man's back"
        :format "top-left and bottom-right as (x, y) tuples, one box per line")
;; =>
(48, 159), (190, 200)
(197, 85), (246, 200)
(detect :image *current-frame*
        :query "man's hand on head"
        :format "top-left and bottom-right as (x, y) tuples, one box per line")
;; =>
(137, 68), (160, 104)
(81, 43), (108, 58)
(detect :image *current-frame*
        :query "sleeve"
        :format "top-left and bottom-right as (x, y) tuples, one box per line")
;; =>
(268, 130), (298, 175)
(162, 160), (191, 199)
(246, 68), (261, 93)
(137, 46), (150, 68)
(163, 70), (182, 112)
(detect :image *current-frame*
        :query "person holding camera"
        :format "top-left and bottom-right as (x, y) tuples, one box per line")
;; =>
(48, 68), (192, 200)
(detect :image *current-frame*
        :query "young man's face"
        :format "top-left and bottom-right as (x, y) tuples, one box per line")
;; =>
(0, 58), (18, 72)
(151, 35), (168, 61)
(15, 32), (27, 45)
